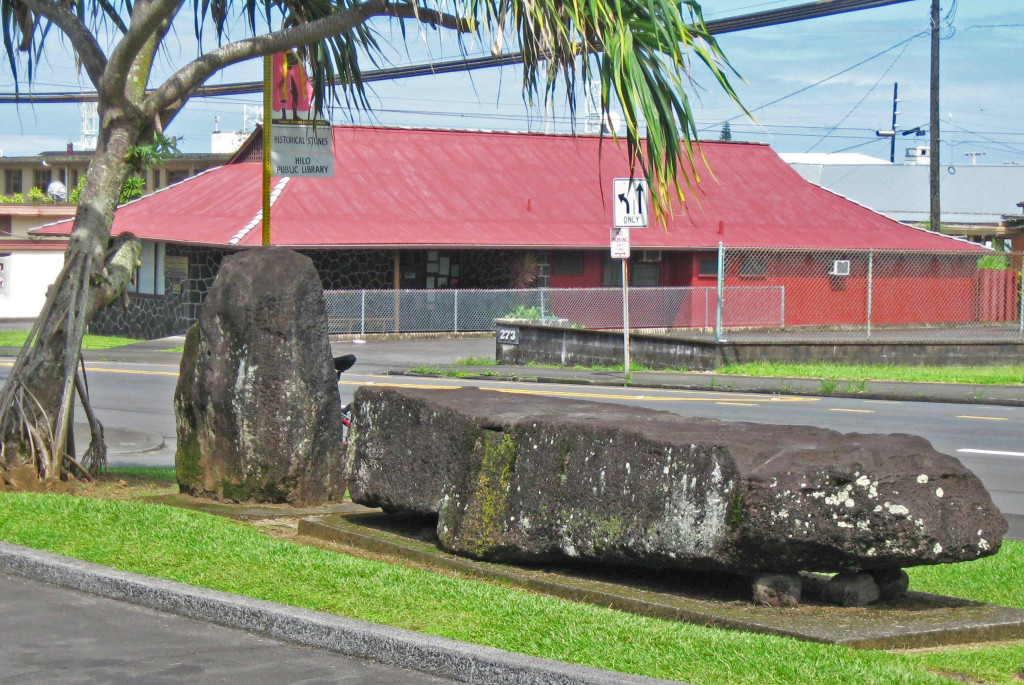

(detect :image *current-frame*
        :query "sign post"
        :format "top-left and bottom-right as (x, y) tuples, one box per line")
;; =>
(261, 56), (272, 246)
(611, 227), (631, 373)
(612, 177), (649, 377)
(262, 50), (335, 246)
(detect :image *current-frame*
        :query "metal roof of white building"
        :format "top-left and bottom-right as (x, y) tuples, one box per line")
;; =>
(787, 163), (1024, 226)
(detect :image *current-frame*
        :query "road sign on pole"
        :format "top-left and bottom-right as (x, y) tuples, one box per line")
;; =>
(270, 123), (334, 177)
(613, 178), (649, 228)
(610, 227), (630, 259)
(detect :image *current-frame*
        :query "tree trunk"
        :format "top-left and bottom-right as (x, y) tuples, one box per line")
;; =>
(0, 122), (142, 480)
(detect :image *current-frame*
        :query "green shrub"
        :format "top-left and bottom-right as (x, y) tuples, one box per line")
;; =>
(119, 176), (145, 203)
(506, 305), (542, 320)
(68, 177), (86, 204)
(27, 186), (51, 203)
(977, 254), (1010, 270)
(70, 175), (144, 205)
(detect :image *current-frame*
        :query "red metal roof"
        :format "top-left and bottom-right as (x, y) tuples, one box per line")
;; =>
(35, 125), (984, 252)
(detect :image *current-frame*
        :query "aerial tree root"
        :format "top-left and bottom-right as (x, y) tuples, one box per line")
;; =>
(0, 234), (140, 481)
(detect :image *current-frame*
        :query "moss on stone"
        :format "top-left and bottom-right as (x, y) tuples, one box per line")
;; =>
(174, 435), (203, 491)
(563, 514), (628, 549)
(174, 325), (203, 492)
(463, 430), (517, 557)
(728, 487), (745, 531)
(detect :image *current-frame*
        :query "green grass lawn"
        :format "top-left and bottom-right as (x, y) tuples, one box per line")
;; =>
(106, 465), (177, 484)
(458, 356), (1024, 385)
(0, 331), (140, 350)
(717, 361), (1024, 386)
(0, 492), (1021, 684)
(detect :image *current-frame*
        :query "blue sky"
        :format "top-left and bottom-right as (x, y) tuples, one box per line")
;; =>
(1, 0), (1021, 166)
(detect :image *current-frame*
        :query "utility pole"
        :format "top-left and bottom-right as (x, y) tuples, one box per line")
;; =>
(876, 83), (926, 162)
(929, 0), (941, 232)
(887, 83), (898, 163)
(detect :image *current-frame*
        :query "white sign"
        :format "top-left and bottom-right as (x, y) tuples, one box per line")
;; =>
(270, 123), (334, 177)
(0, 254), (9, 298)
(610, 227), (630, 259)
(613, 178), (649, 228)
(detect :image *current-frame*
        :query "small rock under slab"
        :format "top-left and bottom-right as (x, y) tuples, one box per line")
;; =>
(822, 572), (882, 607)
(871, 568), (911, 601)
(753, 573), (802, 607)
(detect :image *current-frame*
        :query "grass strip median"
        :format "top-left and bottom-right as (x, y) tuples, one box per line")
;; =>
(714, 362), (1024, 386)
(1, 491), (1022, 684)
(455, 357), (1024, 385)
(0, 331), (140, 351)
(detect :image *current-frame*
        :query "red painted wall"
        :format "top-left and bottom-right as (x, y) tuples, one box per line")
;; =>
(543, 250), (1016, 330)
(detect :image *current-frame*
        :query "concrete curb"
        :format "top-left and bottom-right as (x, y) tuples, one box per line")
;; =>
(0, 542), (682, 685)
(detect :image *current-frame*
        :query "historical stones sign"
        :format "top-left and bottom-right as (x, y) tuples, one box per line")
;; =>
(270, 123), (334, 178)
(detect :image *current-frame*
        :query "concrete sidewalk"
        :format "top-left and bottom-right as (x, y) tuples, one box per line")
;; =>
(0, 543), (675, 685)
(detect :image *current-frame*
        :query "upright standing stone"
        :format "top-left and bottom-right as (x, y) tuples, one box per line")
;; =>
(174, 248), (344, 503)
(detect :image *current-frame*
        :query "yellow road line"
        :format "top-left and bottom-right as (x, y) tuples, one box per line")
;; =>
(0, 361), (180, 377)
(716, 402), (757, 407)
(956, 415), (1008, 421)
(339, 380), (817, 404)
(828, 408), (874, 413)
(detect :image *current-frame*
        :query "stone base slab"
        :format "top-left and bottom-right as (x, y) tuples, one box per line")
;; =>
(300, 511), (1024, 650)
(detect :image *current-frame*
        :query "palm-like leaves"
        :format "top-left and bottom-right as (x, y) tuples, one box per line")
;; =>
(2, 0), (745, 210)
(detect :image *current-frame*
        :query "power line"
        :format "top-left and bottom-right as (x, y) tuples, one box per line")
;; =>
(804, 36), (913, 152)
(0, 0), (915, 105)
(697, 30), (927, 134)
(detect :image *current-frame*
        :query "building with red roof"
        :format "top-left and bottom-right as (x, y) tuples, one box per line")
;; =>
(34, 125), (998, 339)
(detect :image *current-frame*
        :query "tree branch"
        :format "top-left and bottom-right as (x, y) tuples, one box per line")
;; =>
(103, 0), (184, 103)
(87, 232), (142, 315)
(143, 0), (472, 118)
(17, 0), (107, 87)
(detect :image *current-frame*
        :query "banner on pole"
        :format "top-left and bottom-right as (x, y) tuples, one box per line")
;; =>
(271, 51), (313, 119)
(268, 50), (335, 178)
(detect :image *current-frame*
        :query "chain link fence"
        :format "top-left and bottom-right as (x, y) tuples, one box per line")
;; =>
(324, 248), (1023, 342)
(720, 248), (1023, 342)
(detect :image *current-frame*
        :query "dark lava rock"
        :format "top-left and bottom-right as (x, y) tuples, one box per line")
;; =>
(753, 574), (802, 607)
(871, 568), (911, 601)
(174, 248), (345, 503)
(821, 572), (881, 607)
(345, 386), (1006, 575)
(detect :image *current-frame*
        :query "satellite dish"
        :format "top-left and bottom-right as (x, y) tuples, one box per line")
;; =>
(602, 111), (623, 136)
(46, 180), (68, 203)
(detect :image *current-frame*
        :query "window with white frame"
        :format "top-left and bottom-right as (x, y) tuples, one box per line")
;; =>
(129, 241), (165, 295)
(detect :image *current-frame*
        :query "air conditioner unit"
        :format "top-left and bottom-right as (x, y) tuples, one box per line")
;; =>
(829, 259), (851, 277)
(638, 250), (662, 262)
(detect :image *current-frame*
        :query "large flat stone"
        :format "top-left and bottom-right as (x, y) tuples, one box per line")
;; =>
(345, 386), (1006, 575)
